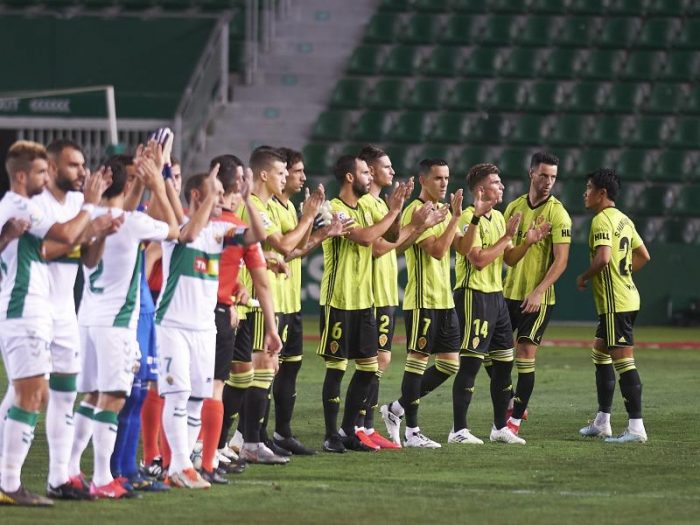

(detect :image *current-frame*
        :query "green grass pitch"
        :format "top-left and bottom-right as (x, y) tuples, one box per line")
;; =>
(2, 322), (700, 524)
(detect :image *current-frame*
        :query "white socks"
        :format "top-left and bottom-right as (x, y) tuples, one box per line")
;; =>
(629, 418), (646, 434)
(163, 392), (191, 474)
(186, 398), (203, 457)
(91, 410), (118, 487)
(68, 401), (95, 478)
(594, 411), (611, 426)
(0, 386), (15, 468)
(1, 406), (38, 493)
(46, 387), (78, 487)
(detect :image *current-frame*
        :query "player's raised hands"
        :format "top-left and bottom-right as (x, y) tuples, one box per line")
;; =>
(239, 167), (253, 200)
(450, 188), (463, 218)
(426, 203), (449, 228)
(83, 165), (110, 205)
(207, 162), (221, 195)
(387, 180), (408, 212)
(472, 186), (495, 217)
(302, 184), (325, 219)
(86, 209), (125, 240)
(325, 213), (354, 237)
(524, 220), (552, 246)
(505, 212), (522, 239)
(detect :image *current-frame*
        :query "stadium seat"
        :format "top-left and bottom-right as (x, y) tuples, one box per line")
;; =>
(559, 185), (587, 214)
(421, 46), (465, 77)
(653, 150), (695, 182)
(483, 81), (527, 111)
(599, 17), (642, 48)
(601, 82), (649, 113)
(351, 111), (392, 142)
(438, 15), (477, 46)
(546, 114), (590, 146)
(626, 116), (673, 148)
(418, 145), (458, 167)
(587, 115), (628, 146)
(540, 49), (582, 78)
(311, 110), (350, 141)
(381, 45), (422, 76)
(627, 185), (671, 216)
(644, 0), (690, 16)
(525, 81), (565, 112)
(527, 0), (568, 14)
(329, 78), (368, 109)
(386, 111), (431, 143)
(661, 51), (700, 81)
(656, 217), (693, 243)
(347, 45), (383, 75)
(681, 85), (700, 114)
(366, 79), (407, 109)
(384, 144), (417, 175)
(620, 51), (666, 80)
(614, 149), (655, 181)
(398, 15), (441, 44)
(500, 48), (542, 78)
(676, 18), (700, 49)
(514, 16), (555, 47)
(645, 83), (686, 114)
(364, 13), (400, 43)
(566, 81), (605, 112)
(607, 0), (643, 15)
(577, 148), (614, 175)
(486, 0), (529, 13)
(445, 80), (485, 111)
(498, 148), (531, 177)
(567, 0), (608, 14)
(450, 0), (489, 13)
(637, 17), (682, 48)
(455, 146), (497, 174)
(469, 113), (506, 144)
(413, 0), (450, 12)
(302, 143), (335, 175)
(674, 185), (700, 216)
(555, 16), (599, 48)
(461, 47), (506, 78)
(477, 15), (517, 46)
(405, 79), (448, 110)
(671, 118), (700, 148)
(580, 50), (626, 79)
(507, 115), (547, 145)
(429, 113), (475, 144)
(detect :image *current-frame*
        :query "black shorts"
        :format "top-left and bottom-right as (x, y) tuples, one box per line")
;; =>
(455, 288), (513, 355)
(596, 311), (637, 348)
(232, 313), (258, 363)
(376, 306), (396, 352)
(317, 306), (377, 361)
(404, 308), (460, 355)
(279, 311), (303, 361)
(506, 299), (554, 346)
(214, 304), (237, 380)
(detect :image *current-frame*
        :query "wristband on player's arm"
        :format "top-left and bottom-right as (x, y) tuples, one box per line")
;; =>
(470, 214), (480, 226)
(162, 164), (173, 180)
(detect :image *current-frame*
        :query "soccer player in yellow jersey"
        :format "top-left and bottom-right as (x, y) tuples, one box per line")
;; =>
(452, 163), (549, 445)
(234, 146), (323, 463)
(503, 152), (572, 435)
(355, 145), (445, 450)
(318, 155), (409, 453)
(381, 158), (464, 449)
(577, 169), (650, 443)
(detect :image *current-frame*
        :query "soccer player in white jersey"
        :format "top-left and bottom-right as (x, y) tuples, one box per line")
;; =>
(155, 165), (280, 488)
(0, 141), (108, 507)
(71, 146), (181, 499)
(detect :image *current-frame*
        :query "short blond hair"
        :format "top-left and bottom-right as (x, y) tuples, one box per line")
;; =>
(5, 140), (47, 177)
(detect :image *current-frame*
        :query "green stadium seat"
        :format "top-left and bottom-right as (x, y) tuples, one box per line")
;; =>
(413, 0), (450, 12)
(527, 0), (568, 14)
(541, 49), (582, 78)
(469, 114), (506, 144)
(302, 143), (335, 175)
(614, 149), (655, 181)
(438, 15), (477, 45)
(351, 111), (392, 142)
(599, 17), (642, 49)
(386, 111), (431, 143)
(449, 0), (488, 13)
(653, 150), (694, 182)
(364, 13), (400, 43)
(381, 45), (422, 76)
(566, 81), (605, 112)
(625, 116), (671, 148)
(486, 0), (529, 13)
(607, 0), (643, 15)
(418, 145), (458, 167)
(645, 83), (685, 114)
(405, 79), (448, 110)
(672, 118), (700, 148)
(620, 51), (667, 80)
(681, 85), (700, 114)
(311, 110), (350, 141)
(644, 0), (689, 16)
(577, 148), (614, 174)
(398, 15), (441, 44)
(637, 17), (681, 48)
(429, 113), (471, 144)
(455, 147), (497, 174)
(445, 80), (484, 111)
(676, 19), (700, 49)
(421, 46), (465, 77)
(587, 115), (627, 146)
(378, 0), (412, 11)
(339, 142), (367, 156)
(567, 0), (608, 14)
(498, 148), (531, 177)
(484, 81), (527, 111)
(601, 82), (650, 113)
(525, 81), (565, 112)
(500, 48), (542, 78)
(329, 78), (368, 109)
(559, 184), (587, 214)
(347, 45), (383, 75)
(384, 144), (416, 175)
(675, 185), (700, 216)
(627, 185), (671, 216)
(555, 16), (597, 48)
(662, 51), (700, 81)
(580, 50), (626, 79)
(514, 16), (555, 47)
(366, 79), (407, 109)
(508, 115), (547, 145)
(478, 15), (516, 45)
(462, 47), (506, 77)
(657, 218), (693, 243)
(547, 114), (590, 146)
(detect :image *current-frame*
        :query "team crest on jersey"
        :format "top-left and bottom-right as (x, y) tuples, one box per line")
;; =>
(472, 336), (480, 349)
(418, 337), (427, 350)
(260, 212), (273, 229)
(329, 341), (339, 354)
(379, 334), (388, 347)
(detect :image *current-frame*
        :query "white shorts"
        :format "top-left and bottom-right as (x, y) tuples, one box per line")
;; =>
(78, 326), (140, 393)
(50, 317), (81, 374)
(156, 326), (215, 399)
(0, 318), (52, 381)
